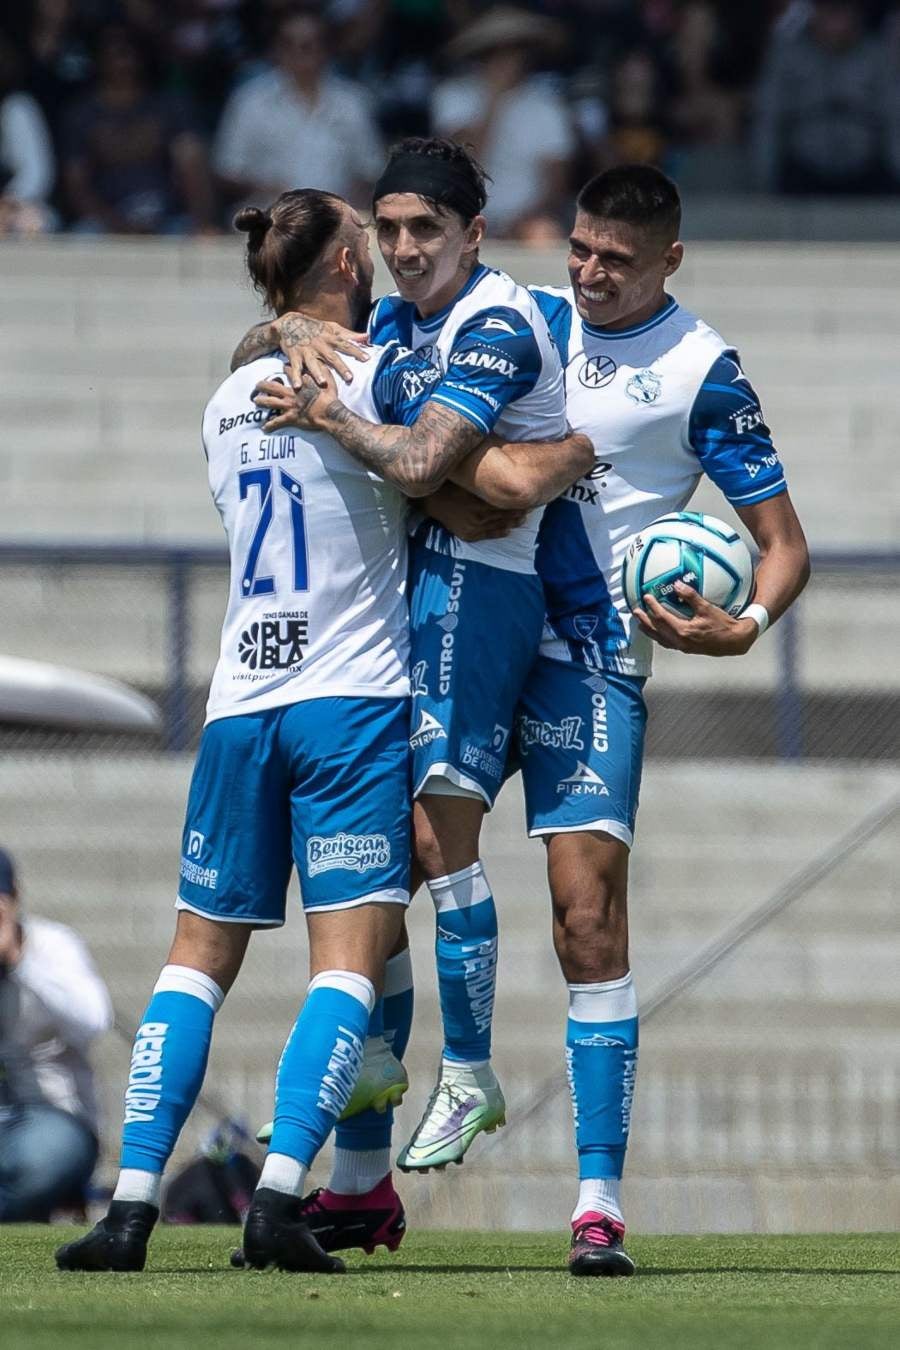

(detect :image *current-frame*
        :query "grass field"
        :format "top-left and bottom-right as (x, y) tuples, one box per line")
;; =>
(3, 1228), (898, 1350)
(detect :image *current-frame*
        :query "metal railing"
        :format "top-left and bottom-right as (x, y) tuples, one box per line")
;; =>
(1, 542), (897, 756)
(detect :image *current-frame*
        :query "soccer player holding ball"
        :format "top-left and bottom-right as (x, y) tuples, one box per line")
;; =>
(502, 167), (810, 1273)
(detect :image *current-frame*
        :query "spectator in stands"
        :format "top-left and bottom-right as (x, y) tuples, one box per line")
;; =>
(0, 848), (112, 1222)
(213, 7), (383, 211)
(62, 22), (218, 233)
(753, 0), (900, 193)
(10, 0), (93, 151)
(0, 31), (56, 235)
(595, 47), (671, 174)
(432, 5), (576, 238)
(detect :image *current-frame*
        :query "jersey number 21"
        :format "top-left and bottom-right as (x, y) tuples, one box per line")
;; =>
(238, 467), (309, 597)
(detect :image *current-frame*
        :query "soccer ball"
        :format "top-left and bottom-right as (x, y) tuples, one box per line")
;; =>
(621, 511), (754, 620)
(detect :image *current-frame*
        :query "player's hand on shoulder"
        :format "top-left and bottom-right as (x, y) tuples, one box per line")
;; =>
(253, 368), (338, 432)
(635, 582), (759, 657)
(424, 482), (526, 542)
(276, 311), (370, 390)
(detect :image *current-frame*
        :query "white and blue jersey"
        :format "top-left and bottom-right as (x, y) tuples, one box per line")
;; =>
(369, 265), (567, 804)
(370, 262), (567, 573)
(178, 342), (435, 923)
(515, 288), (787, 845)
(531, 288), (787, 677)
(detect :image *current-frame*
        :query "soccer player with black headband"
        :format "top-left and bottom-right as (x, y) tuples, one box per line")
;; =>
(246, 138), (590, 1229)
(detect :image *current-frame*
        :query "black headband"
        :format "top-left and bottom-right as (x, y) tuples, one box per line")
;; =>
(373, 154), (484, 222)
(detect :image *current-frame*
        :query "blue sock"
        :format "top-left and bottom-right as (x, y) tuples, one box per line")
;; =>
(332, 948), (414, 1163)
(566, 973), (639, 1182)
(267, 970), (374, 1170)
(119, 964), (224, 1174)
(430, 862), (497, 1063)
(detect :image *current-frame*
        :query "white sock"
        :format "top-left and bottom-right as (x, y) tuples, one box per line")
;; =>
(328, 1147), (391, 1196)
(113, 1167), (162, 1208)
(258, 1152), (308, 1197)
(573, 1177), (624, 1226)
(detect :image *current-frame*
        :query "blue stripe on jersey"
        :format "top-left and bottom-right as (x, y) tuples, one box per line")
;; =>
(688, 351), (787, 506)
(369, 295), (413, 348)
(583, 296), (677, 340)
(371, 343), (440, 426)
(429, 305), (542, 433)
(531, 288), (575, 366)
(536, 497), (627, 660)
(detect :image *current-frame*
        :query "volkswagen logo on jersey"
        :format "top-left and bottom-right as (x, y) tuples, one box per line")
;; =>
(626, 369), (662, 404)
(579, 355), (617, 389)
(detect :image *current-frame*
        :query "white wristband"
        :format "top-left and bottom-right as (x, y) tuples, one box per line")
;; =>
(742, 602), (770, 636)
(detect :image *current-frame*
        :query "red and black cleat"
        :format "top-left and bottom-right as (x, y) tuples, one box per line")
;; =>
(568, 1211), (635, 1277)
(231, 1175), (405, 1268)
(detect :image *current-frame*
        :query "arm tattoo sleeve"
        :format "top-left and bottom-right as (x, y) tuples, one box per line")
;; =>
(319, 401), (484, 497)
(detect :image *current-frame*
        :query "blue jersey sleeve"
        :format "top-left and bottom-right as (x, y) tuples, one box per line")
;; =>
(428, 306), (543, 434)
(688, 351), (787, 506)
(531, 287), (574, 366)
(371, 343), (441, 427)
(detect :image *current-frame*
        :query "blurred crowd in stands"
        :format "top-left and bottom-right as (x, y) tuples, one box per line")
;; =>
(2, 0), (900, 240)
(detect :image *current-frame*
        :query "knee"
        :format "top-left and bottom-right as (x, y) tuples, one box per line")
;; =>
(552, 872), (628, 983)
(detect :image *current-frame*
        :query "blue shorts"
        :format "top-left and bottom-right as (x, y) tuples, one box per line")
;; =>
(516, 657), (647, 848)
(408, 536), (545, 807)
(176, 696), (411, 925)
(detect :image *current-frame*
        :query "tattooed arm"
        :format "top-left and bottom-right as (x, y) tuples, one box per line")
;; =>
(447, 431), (594, 510)
(230, 319), (280, 371)
(254, 376), (485, 497)
(230, 311), (368, 383)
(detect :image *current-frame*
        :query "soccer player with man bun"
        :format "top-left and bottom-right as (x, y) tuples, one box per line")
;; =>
(55, 188), (467, 1275)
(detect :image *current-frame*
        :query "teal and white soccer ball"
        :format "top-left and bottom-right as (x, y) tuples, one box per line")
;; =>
(622, 511), (754, 620)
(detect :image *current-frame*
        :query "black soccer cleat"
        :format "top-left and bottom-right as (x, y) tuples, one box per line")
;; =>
(55, 1200), (159, 1272)
(231, 1179), (405, 1266)
(241, 1187), (346, 1274)
(568, 1212), (636, 1277)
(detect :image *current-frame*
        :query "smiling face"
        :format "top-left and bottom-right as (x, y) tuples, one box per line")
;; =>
(567, 211), (683, 330)
(374, 192), (485, 318)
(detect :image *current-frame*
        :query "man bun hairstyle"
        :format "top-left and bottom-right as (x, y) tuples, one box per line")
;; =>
(373, 137), (490, 224)
(234, 189), (344, 314)
(576, 165), (682, 243)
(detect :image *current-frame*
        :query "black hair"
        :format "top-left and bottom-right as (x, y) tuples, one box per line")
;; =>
(234, 189), (344, 314)
(576, 165), (681, 242)
(376, 137), (489, 224)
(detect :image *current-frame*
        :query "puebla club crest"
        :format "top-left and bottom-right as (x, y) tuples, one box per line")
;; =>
(626, 369), (662, 404)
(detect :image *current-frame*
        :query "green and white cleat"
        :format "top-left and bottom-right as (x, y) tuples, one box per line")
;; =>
(396, 1062), (506, 1172)
(255, 1040), (408, 1144)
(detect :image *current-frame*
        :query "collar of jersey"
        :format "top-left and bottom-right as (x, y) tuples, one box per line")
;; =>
(413, 264), (491, 332)
(582, 295), (677, 341)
